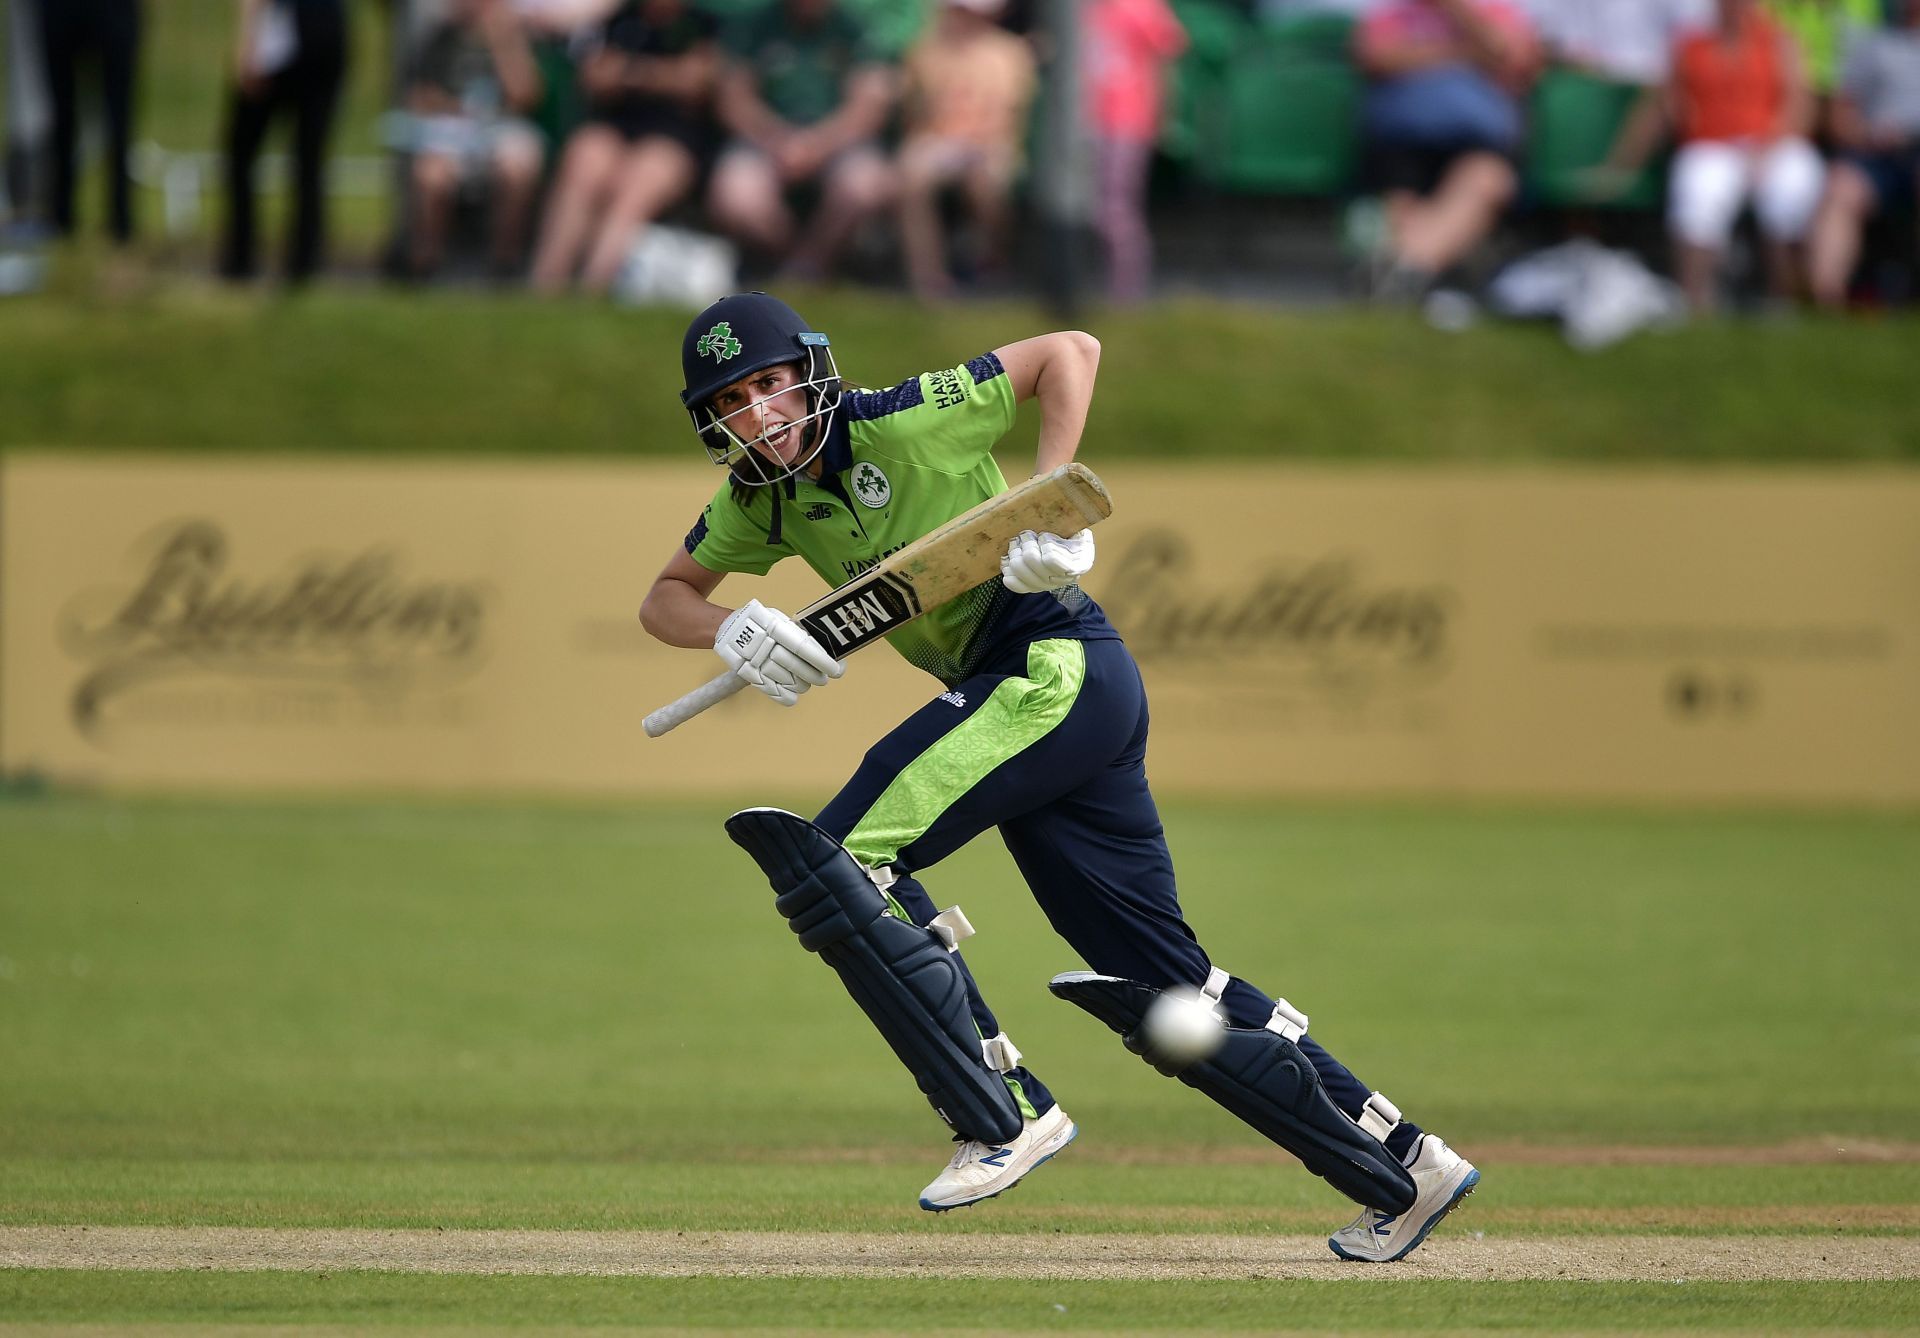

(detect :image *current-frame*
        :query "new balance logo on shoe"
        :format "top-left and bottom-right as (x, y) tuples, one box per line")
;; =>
(918, 1105), (1078, 1212)
(1328, 1135), (1480, 1263)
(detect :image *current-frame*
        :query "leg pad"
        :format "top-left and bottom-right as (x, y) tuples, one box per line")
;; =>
(1050, 971), (1416, 1213)
(727, 807), (1023, 1143)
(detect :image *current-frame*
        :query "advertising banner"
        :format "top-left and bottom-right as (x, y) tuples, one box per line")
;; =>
(4, 455), (1914, 803)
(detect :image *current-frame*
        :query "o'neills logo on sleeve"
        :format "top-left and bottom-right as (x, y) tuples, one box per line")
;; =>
(59, 520), (491, 736)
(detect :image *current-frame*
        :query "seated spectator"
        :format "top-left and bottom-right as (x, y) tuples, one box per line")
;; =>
(1085, 0), (1187, 303)
(1535, 0), (1710, 87)
(397, 0), (545, 280)
(1261, 0), (1382, 16)
(896, 0), (1037, 301)
(1809, 0), (1920, 306)
(706, 0), (899, 280)
(528, 0), (717, 295)
(1765, 0), (1881, 132)
(1355, 0), (1541, 296)
(1604, 0), (1824, 311)
(511, 0), (622, 151)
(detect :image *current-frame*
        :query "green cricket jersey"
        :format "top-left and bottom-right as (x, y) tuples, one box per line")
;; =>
(683, 352), (1116, 686)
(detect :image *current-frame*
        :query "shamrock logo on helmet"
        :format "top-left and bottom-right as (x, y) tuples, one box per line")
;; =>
(697, 322), (743, 363)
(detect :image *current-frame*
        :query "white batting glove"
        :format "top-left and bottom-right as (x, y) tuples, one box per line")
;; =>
(1000, 528), (1096, 595)
(713, 599), (845, 707)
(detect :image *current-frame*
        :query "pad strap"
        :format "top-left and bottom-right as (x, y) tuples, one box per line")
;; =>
(982, 1032), (1022, 1073)
(1199, 967), (1230, 1009)
(1356, 1091), (1402, 1142)
(928, 906), (975, 952)
(1265, 997), (1310, 1042)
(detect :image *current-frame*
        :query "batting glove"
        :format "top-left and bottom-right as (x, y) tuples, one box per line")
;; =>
(1000, 528), (1096, 595)
(713, 599), (845, 707)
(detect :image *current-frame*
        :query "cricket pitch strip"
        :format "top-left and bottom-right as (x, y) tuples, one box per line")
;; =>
(2, 1227), (1914, 1283)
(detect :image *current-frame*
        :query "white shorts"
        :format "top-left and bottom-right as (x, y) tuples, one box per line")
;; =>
(1668, 137), (1825, 247)
(390, 113), (544, 177)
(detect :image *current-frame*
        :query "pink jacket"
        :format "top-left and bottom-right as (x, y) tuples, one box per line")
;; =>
(1085, 0), (1189, 143)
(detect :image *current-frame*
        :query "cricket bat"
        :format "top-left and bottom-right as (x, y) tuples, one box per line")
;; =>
(643, 462), (1113, 738)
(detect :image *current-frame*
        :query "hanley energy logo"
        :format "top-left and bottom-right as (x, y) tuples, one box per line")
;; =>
(697, 321), (743, 362)
(59, 520), (491, 739)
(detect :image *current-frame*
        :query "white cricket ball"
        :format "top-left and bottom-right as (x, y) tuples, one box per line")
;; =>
(1141, 987), (1226, 1067)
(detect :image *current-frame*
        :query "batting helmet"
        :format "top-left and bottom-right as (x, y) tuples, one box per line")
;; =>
(680, 293), (843, 486)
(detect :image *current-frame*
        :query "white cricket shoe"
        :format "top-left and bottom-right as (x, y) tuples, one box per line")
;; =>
(918, 1104), (1077, 1212)
(1327, 1134), (1480, 1263)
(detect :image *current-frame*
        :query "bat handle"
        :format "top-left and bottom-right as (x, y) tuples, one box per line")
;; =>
(643, 670), (748, 737)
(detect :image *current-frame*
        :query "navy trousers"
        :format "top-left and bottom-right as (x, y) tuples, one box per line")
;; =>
(815, 635), (1420, 1156)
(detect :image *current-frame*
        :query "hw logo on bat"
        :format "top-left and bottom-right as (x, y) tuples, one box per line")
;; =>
(806, 574), (922, 653)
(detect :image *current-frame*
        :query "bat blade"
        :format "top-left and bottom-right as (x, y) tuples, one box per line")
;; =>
(643, 462), (1112, 737)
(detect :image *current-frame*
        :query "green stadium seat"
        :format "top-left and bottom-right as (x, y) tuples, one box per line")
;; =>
(1527, 68), (1663, 210)
(1163, 0), (1249, 165)
(1168, 9), (1360, 196)
(1215, 16), (1361, 195)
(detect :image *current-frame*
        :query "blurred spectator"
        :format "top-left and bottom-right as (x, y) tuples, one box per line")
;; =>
(1262, 0), (1383, 15)
(397, 0), (545, 279)
(513, 0), (621, 35)
(510, 0), (621, 153)
(1604, 0), (1823, 311)
(1531, 0), (1711, 86)
(1808, 0), (1920, 305)
(1355, 0), (1541, 296)
(896, 0), (1037, 300)
(1531, 0), (1706, 214)
(1084, 0), (1187, 302)
(36, 0), (143, 244)
(1766, 0), (1881, 125)
(528, 0), (718, 295)
(707, 0), (899, 280)
(222, 0), (349, 283)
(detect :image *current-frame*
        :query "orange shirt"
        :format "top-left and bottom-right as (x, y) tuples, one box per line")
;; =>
(1674, 14), (1789, 142)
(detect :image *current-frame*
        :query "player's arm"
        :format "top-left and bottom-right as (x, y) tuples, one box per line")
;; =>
(640, 547), (731, 648)
(641, 547), (842, 705)
(991, 332), (1101, 592)
(992, 330), (1101, 475)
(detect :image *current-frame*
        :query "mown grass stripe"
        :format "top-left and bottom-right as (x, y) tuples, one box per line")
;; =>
(2, 1271), (1917, 1331)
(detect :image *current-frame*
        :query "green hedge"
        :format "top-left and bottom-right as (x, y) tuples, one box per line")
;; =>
(1, 287), (1913, 462)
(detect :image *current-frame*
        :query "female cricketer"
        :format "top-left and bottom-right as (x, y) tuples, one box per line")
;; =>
(639, 292), (1478, 1262)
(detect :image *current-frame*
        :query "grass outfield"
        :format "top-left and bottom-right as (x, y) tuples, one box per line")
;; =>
(2, 794), (1917, 1332)
(2, 287), (1916, 462)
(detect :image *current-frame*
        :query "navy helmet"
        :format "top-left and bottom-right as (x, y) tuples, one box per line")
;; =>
(680, 292), (843, 487)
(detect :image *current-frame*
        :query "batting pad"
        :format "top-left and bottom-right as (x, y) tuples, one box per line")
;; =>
(726, 808), (1024, 1144)
(1049, 971), (1417, 1213)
